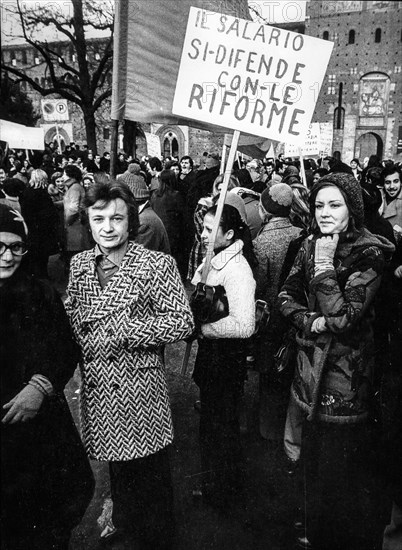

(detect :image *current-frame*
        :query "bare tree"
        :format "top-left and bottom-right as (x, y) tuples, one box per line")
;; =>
(1, 0), (114, 152)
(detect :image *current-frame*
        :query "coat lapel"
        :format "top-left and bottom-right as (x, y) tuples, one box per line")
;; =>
(75, 242), (148, 323)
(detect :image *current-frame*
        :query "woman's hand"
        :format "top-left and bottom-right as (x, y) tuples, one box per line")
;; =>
(394, 265), (402, 279)
(314, 234), (339, 275)
(2, 385), (44, 424)
(311, 316), (327, 333)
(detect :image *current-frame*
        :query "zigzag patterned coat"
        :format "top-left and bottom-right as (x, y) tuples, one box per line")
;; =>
(65, 242), (194, 461)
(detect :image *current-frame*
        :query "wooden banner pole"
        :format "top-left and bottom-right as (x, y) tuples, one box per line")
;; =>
(181, 130), (241, 376)
(299, 147), (308, 188)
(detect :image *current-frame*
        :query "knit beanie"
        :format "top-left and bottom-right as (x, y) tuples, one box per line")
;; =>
(127, 163), (141, 174)
(126, 178), (150, 200)
(261, 183), (293, 217)
(311, 173), (364, 227)
(0, 203), (28, 239)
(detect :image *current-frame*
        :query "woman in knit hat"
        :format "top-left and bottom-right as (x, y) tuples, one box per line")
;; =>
(0, 204), (94, 550)
(253, 184), (303, 440)
(191, 195), (256, 509)
(278, 173), (394, 550)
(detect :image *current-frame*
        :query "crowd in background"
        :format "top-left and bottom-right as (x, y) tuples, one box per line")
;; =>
(1, 140), (401, 550)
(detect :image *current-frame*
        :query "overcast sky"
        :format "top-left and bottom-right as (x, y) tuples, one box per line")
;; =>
(1, 0), (307, 45)
(1, 0), (111, 45)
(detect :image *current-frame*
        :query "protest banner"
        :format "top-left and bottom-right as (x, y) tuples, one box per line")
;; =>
(173, 8), (333, 145)
(0, 120), (44, 150)
(284, 123), (320, 156)
(319, 122), (333, 156)
(144, 132), (162, 157)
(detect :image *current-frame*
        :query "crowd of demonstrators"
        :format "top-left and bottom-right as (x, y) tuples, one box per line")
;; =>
(1, 140), (402, 550)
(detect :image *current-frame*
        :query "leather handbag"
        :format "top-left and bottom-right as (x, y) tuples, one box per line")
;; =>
(190, 283), (229, 324)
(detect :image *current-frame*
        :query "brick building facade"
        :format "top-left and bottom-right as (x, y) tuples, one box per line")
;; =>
(306, 0), (402, 163)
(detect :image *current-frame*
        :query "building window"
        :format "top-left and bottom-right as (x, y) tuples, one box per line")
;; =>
(323, 30), (329, 40)
(350, 67), (358, 75)
(333, 107), (345, 130)
(103, 127), (110, 140)
(394, 66), (401, 73)
(375, 28), (381, 43)
(348, 30), (355, 44)
(332, 32), (339, 41)
(21, 50), (27, 64)
(11, 58), (17, 66)
(95, 52), (100, 61)
(327, 74), (336, 94)
(35, 57), (40, 65)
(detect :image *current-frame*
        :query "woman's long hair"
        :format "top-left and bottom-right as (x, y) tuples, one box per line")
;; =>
(156, 169), (179, 196)
(29, 169), (48, 189)
(290, 183), (311, 231)
(206, 203), (258, 270)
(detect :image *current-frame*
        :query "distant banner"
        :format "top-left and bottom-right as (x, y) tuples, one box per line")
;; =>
(284, 122), (333, 157)
(0, 119), (45, 150)
(319, 122), (333, 156)
(172, 8), (333, 145)
(144, 132), (161, 158)
(284, 123), (320, 156)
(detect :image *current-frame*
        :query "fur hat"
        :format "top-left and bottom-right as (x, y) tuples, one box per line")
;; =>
(261, 183), (293, 217)
(311, 172), (364, 227)
(0, 203), (28, 239)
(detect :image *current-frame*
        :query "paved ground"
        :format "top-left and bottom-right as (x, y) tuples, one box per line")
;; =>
(48, 254), (390, 550)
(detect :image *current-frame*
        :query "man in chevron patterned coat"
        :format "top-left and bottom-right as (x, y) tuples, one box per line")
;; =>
(65, 180), (194, 549)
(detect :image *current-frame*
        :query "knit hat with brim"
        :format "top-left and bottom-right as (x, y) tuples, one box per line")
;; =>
(310, 172), (364, 228)
(261, 183), (293, 217)
(0, 203), (28, 239)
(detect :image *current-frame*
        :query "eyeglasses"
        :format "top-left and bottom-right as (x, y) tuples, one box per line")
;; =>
(0, 241), (28, 256)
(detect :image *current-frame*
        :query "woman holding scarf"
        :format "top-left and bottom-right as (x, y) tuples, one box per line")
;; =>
(279, 173), (394, 550)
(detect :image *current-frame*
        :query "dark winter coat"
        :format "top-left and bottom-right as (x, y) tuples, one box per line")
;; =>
(0, 271), (94, 546)
(20, 187), (59, 256)
(279, 228), (394, 423)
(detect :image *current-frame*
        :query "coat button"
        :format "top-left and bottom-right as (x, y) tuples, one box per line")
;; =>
(81, 324), (89, 335)
(86, 354), (94, 362)
(111, 383), (120, 391)
(87, 381), (96, 389)
(108, 353), (117, 362)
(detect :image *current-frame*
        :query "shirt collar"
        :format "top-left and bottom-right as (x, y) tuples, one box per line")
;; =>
(94, 240), (129, 268)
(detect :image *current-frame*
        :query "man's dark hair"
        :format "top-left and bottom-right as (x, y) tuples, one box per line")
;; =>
(180, 155), (193, 169)
(63, 164), (82, 182)
(380, 163), (401, 187)
(84, 180), (139, 239)
(148, 157), (162, 172)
